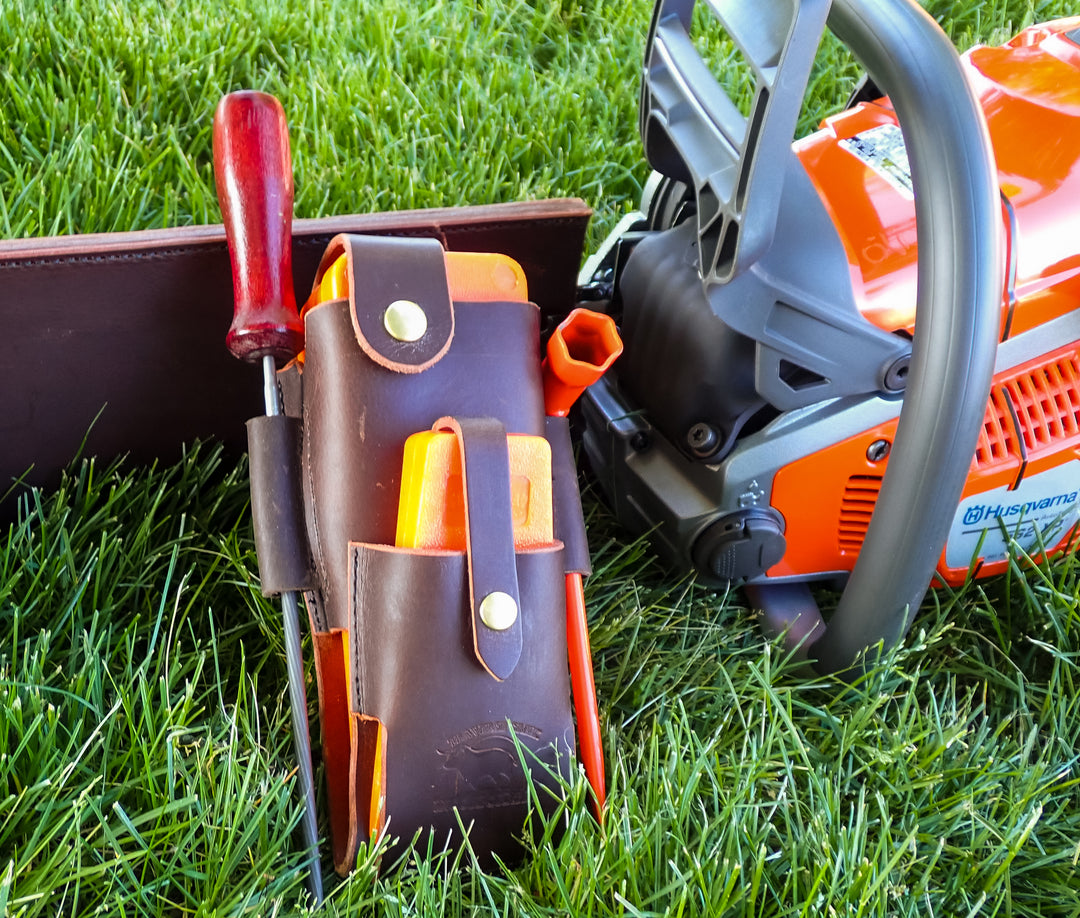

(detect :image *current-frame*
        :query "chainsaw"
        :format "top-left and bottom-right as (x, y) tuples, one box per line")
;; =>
(576, 0), (1080, 673)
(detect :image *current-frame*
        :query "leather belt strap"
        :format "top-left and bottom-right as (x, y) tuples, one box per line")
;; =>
(545, 415), (592, 577)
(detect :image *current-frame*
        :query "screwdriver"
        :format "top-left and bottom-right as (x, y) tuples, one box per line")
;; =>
(212, 90), (323, 906)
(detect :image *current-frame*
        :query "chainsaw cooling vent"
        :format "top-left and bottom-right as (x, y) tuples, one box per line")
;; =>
(974, 386), (1018, 468)
(1002, 353), (1080, 452)
(976, 351), (1080, 466)
(819, 349), (1080, 563)
(838, 474), (883, 552)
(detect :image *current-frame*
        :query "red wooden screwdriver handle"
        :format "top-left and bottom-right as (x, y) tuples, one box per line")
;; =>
(213, 91), (303, 362)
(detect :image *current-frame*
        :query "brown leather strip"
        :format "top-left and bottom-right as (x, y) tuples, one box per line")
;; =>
(246, 414), (314, 594)
(546, 415), (592, 576)
(432, 416), (523, 681)
(314, 234), (454, 374)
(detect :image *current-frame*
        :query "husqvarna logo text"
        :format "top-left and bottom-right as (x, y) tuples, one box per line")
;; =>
(962, 490), (1078, 527)
(946, 461), (1080, 569)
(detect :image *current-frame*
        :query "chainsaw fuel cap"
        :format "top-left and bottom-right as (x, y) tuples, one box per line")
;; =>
(691, 508), (786, 584)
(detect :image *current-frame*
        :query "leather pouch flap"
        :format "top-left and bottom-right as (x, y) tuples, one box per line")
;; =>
(315, 234), (453, 373)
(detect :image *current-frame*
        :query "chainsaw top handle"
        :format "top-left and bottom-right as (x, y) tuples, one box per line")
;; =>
(640, 0), (1003, 674)
(804, 0), (1002, 672)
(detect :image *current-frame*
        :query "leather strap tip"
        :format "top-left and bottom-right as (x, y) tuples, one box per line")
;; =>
(473, 624), (523, 683)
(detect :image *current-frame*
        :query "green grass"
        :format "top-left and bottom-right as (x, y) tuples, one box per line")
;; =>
(3, 0), (1080, 915)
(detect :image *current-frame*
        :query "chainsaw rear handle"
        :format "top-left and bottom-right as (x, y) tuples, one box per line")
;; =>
(753, 0), (1003, 673)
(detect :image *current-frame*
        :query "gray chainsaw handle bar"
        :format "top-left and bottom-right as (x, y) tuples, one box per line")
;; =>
(751, 0), (1003, 674)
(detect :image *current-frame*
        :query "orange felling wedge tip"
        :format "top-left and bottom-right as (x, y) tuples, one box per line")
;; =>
(444, 251), (529, 303)
(396, 431), (553, 551)
(303, 250), (530, 317)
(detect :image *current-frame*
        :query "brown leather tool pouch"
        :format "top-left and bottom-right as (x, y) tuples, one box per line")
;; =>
(262, 233), (577, 873)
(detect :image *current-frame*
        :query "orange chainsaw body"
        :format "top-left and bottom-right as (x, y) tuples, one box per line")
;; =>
(773, 19), (1080, 586)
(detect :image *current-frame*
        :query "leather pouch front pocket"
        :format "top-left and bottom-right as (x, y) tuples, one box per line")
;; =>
(346, 542), (573, 864)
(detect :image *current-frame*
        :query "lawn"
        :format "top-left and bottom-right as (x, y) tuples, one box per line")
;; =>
(2, 0), (1079, 915)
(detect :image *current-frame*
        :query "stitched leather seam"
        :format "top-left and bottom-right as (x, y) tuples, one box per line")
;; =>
(0, 215), (582, 271)
(304, 403), (327, 622)
(0, 226), (451, 271)
(0, 248), (213, 270)
(443, 216), (583, 235)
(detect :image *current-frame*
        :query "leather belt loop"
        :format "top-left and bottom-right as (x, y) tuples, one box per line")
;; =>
(432, 415), (522, 681)
(545, 415), (592, 577)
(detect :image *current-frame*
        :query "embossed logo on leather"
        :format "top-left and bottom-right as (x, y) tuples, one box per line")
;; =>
(434, 721), (542, 815)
